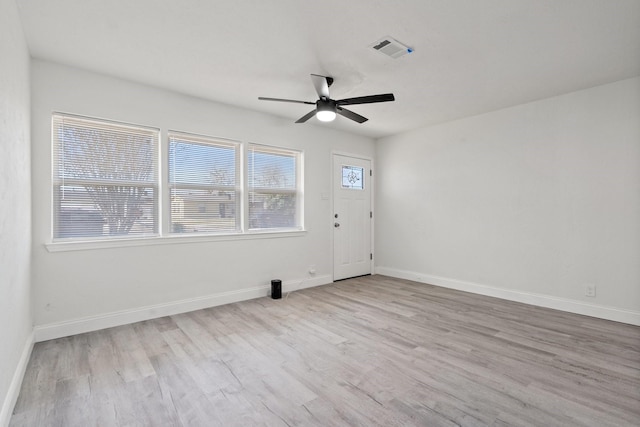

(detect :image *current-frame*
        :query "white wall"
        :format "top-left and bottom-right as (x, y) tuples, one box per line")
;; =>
(376, 77), (640, 324)
(31, 60), (374, 339)
(0, 0), (32, 424)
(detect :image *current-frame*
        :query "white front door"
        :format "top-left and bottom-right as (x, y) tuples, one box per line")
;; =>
(333, 154), (372, 281)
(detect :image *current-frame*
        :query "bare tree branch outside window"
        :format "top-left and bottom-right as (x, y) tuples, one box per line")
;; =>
(56, 120), (156, 237)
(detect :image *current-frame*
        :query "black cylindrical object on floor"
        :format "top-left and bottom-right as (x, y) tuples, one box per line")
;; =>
(271, 279), (282, 299)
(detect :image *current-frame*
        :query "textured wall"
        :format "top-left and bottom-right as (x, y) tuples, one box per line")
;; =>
(376, 77), (640, 319)
(0, 0), (32, 423)
(31, 60), (374, 331)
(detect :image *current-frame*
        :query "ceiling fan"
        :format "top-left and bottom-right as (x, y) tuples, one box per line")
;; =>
(258, 74), (395, 124)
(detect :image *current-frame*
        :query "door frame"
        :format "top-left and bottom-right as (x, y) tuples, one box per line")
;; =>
(331, 151), (375, 281)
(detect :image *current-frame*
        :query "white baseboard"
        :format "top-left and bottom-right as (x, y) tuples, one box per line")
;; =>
(375, 267), (640, 326)
(1, 331), (34, 427)
(34, 275), (332, 342)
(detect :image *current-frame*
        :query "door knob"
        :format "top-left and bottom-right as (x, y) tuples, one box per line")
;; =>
(334, 222), (340, 228)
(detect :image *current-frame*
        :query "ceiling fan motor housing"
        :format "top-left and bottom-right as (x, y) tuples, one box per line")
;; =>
(316, 99), (337, 122)
(317, 98), (336, 112)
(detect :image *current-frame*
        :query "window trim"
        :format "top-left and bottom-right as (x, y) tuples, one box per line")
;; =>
(49, 113), (305, 250)
(51, 112), (161, 242)
(246, 142), (304, 232)
(167, 130), (242, 235)
(45, 229), (307, 252)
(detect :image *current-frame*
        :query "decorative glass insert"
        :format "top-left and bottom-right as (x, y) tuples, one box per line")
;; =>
(342, 165), (364, 190)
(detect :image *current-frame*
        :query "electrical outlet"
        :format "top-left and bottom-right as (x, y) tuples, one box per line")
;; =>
(585, 284), (596, 297)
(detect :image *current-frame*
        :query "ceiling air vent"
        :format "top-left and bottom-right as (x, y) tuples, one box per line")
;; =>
(371, 36), (413, 59)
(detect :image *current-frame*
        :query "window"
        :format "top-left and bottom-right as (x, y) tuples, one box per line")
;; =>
(248, 144), (302, 230)
(342, 165), (364, 190)
(52, 114), (159, 240)
(168, 132), (240, 234)
(51, 114), (304, 244)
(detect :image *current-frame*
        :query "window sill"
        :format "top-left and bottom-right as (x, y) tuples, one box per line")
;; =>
(45, 229), (307, 252)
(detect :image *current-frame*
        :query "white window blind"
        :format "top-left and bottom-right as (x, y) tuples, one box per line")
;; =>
(52, 114), (159, 240)
(168, 132), (240, 233)
(248, 144), (301, 230)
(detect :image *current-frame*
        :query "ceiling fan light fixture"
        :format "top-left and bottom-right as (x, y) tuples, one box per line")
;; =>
(316, 110), (336, 122)
(316, 100), (336, 122)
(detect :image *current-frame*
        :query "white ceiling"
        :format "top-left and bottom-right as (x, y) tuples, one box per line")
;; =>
(16, 0), (640, 138)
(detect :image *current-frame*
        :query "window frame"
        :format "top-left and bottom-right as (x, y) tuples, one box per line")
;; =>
(246, 143), (304, 232)
(167, 131), (242, 235)
(48, 113), (305, 250)
(341, 164), (365, 190)
(51, 113), (160, 242)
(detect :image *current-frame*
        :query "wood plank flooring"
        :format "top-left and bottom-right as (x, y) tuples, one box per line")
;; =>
(10, 275), (640, 426)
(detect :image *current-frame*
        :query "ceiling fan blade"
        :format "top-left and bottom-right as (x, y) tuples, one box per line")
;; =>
(295, 109), (318, 123)
(337, 107), (368, 123)
(310, 74), (330, 99)
(258, 97), (315, 105)
(336, 93), (395, 106)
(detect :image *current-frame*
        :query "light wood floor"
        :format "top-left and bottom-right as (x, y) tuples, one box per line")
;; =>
(11, 275), (640, 426)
